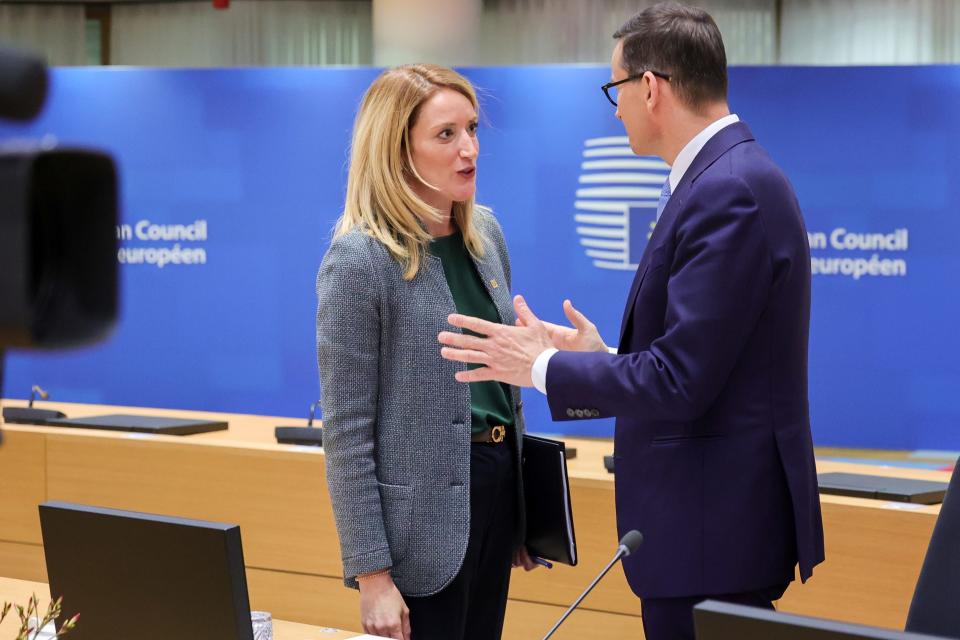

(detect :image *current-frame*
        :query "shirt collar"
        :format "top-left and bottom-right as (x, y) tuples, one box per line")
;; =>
(668, 113), (740, 192)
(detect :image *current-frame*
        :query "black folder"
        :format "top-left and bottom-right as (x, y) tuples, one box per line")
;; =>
(522, 434), (578, 566)
(818, 472), (948, 504)
(46, 414), (228, 436)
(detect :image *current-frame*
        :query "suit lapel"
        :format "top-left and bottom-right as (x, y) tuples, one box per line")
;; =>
(422, 255), (457, 309)
(424, 235), (513, 332)
(471, 246), (513, 325)
(617, 122), (756, 347)
(618, 251), (655, 346)
(682, 121), (755, 185)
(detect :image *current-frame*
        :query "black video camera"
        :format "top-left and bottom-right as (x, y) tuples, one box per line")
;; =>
(0, 44), (118, 353)
(0, 44), (119, 423)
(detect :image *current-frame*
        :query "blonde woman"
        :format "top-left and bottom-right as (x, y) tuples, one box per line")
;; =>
(316, 64), (536, 640)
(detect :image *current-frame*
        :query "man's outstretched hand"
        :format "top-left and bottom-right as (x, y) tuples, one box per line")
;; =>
(438, 295), (553, 388)
(534, 299), (609, 353)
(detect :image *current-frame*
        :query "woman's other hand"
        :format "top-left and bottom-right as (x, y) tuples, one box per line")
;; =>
(357, 572), (411, 640)
(512, 546), (540, 571)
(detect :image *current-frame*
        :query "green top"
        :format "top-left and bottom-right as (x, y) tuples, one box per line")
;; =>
(430, 231), (515, 435)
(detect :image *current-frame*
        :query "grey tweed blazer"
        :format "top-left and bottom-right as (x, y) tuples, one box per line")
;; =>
(316, 209), (526, 597)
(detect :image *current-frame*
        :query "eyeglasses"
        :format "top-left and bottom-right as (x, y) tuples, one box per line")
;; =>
(601, 70), (672, 107)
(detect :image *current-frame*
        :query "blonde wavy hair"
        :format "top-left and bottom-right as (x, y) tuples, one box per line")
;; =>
(335, 64), (486, 280)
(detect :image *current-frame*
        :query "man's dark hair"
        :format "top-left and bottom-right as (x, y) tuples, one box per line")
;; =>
(613, 2), (727, 111)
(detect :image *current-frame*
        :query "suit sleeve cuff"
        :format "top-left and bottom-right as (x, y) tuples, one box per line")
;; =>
(532, 348), (559, 395)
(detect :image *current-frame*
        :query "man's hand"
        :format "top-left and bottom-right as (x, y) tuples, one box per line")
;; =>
(439, 295), (553, 387)
(357, 573), (411, 640)
(530, 299), (608, 353)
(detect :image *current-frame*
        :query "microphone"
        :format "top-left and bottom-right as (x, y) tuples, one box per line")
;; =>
(274, 400), (324, 446)
(542, 530), (643, 639)
(1, 382), (66, 425)
(29, 384), (50, 408)
(0, 45), (48, 121)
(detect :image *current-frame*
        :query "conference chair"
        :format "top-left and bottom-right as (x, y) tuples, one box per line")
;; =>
(905, 460), (960, 638)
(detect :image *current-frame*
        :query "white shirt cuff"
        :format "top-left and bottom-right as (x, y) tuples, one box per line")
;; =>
(607, 345), (617, 355)
(532, 348), (559, 395)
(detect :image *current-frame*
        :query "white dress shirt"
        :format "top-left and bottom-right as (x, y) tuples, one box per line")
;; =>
(531, 114), (741, 395)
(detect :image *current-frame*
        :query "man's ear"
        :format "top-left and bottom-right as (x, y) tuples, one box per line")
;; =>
(645, 73), (656, 108)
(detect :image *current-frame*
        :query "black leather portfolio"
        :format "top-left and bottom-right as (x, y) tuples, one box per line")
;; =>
(522, 434), (578, 566)
(818, 471), (948, 504)
(46, 414), (228, 436)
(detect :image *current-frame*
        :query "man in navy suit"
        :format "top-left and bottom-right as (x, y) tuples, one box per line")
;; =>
(439, 3), (824, 637)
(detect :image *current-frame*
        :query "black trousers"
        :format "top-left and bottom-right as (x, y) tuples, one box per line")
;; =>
(405, 442), (518, 640)
(641, 581), (791, 640)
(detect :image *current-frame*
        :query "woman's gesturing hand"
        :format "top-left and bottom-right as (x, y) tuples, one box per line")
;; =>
(357, 572), (411, 640)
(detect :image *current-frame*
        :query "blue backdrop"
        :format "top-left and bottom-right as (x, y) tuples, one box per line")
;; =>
(2, 65), (958, 449)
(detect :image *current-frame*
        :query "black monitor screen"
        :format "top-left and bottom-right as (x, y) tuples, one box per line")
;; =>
(694, 600), (949, 640)
(39, 501), (253, 640)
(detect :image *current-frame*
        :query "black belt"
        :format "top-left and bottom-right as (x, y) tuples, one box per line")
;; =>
(471, 424), (509, 444)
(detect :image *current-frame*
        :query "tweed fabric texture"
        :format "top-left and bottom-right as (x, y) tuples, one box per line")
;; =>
(316, 209), (526, 597)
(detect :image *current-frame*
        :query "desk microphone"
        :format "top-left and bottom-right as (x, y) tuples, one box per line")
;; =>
(1, 383), (67, 425)
(29, 384), (49, 406)
(542, 530), (643, 640)
(274, 400), (324, 446)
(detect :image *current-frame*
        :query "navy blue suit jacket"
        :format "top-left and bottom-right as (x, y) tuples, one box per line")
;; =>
(546, 122), (825, 599)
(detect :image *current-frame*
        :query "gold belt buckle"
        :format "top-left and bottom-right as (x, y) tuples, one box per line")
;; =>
(491, 425), (506, 443)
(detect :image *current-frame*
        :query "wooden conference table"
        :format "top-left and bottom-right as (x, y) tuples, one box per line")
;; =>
(0, 400), (949, 638)
(0, 575), (371, 639)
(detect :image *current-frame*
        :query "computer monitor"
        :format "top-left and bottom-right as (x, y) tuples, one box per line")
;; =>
(38, 501), (254, 640)
(694, 600), (951, 639)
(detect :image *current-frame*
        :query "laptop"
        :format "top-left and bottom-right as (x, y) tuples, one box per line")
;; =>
(818, 472), (948, 505)
(39, 501), (253, 640)
(46, 413), (228, 436)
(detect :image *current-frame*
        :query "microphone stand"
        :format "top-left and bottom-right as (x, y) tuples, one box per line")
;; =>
(542, 543), (630, 640)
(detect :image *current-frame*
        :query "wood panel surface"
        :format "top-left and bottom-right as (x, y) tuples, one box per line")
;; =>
(44, 431), (338, 576)
(778, 499), (936, 629)
(1, 399), (952, 634)
(0, 575), (365, 640)
(247, 568), (360, 630)
(0, 541), (46, 582)
(502, 598), (643, 639)
(0, 429), (46, 544)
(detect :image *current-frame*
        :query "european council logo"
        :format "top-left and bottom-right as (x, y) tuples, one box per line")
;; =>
(575, 136), (670, 271)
